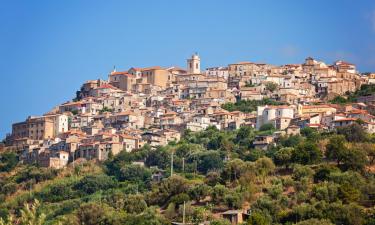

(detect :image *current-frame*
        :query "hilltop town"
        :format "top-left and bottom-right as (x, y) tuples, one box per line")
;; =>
(3, 54), (375, 168)
(2, 54), (375, 225)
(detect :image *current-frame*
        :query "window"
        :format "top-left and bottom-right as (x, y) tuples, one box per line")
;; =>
(196, 63), (198, 69)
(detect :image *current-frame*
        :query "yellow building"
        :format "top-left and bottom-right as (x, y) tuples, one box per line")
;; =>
(299, 104), (336, 116)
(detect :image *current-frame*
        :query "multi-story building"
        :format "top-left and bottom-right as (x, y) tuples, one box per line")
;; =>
(11, 115), (67, 141)
(256, 105), (295, 130)
(205, 67), (229, 79)
(108, 71), (136, 91)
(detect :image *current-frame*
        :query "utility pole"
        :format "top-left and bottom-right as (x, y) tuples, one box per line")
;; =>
(72, 151), (75, 168)
(182, 201), (186, 225)
(182, 157), (185, 173)
(171, 152), (174, 176)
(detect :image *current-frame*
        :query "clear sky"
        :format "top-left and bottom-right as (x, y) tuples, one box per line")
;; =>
(1, 0), (375, 138)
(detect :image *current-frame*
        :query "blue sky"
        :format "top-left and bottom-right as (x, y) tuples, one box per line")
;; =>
(1, 0), (375, 138)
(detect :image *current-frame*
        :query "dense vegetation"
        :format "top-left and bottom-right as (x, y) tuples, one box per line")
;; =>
(0, 124), (375, 225)
(222, 98), (283, 113)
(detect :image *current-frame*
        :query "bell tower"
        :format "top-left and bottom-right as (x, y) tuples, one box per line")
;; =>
(187, 53), (200, 74)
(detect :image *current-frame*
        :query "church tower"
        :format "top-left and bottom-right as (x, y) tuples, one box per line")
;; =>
(187, 53), (200, 74)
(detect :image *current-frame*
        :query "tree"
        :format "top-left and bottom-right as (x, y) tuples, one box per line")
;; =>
(337, 123), (368, 142)
(221, 159), (247, 182)
(325, 202), (365, 225)
(210, 219), (231, 225)
(76, 202), (115, 225)
(247, 211), (271, 225)
(145, 147), (170, 169)
(99, 106), (112, 114)
(224, 191), (243, 209)
(280, 135), (303, 148)
(118, 164), (151, 183)
(292, 142), (322, 165)
(40, 180), (77, 202)
(204, 171), (221, 186)
(211, 185), (229, 204)
(265, 82), (278, 92)
(235, 126), (255, 147)
(147, 175), (189, 206)
(197, 151), (224, 174)
(0, 201), (46, 225)
(313, 164), (340, 183)
(325, 135), (347, 165)
(19, 199), (46, 225)
(123, 194), (147, 214)
(340, 147), (367, 171)
(188, 184), (211, 203)
(259, 123), (275, 132)
(292, 165), (314, 181)
(312, 182), (339, 203)
(255, 157), (275, 184)
(124, 207), (169, 225)
(0, 152), (18, 172)
(295, 219), (334, 225)
(0, 216), (12, 225)
(246, 149), (265, 162)
(300, 127), (320, 141)
(74, 174), (117, 194)
(221, 99), (281, 113)
(338, 182), (361, 203)
(358, 143), (375, 165)
(274, 147), (293, 168)
(329, 96), (348, 104)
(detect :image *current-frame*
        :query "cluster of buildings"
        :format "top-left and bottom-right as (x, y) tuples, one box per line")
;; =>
(4, 54), (375, 168)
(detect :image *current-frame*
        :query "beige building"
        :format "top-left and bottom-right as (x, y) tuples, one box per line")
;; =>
(76, 141), (122, 161)
(108, 71), (136, 91)
(12, 114), (69, 142)
(12, 116), (55, 141)
(141, 66), (172, 88)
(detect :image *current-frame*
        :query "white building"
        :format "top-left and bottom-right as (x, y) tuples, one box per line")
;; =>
(54, 114), (69, 136)
(187, 116), (220, 131)
(205, 67), (229, 79)
(256, 105), (295, 130)
(44, 114), (69, 136)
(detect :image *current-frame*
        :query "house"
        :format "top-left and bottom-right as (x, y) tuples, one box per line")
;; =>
(38, 150), (69, 169)
(253, 135), (274, 150)
(205, 66), (229, 79)
(90, 83), (123, 97)
(220, 210), (250, 225)
(75, 141), (121, 161)
(240, 87), (264, 101)
(332, 118), (357, 129)
(186, 116), (220, 132)
(286, 125), (300, 136)
(142, 129), (181, 148)
(120, 134), (144, 152)
(256, 105), (295, 130)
